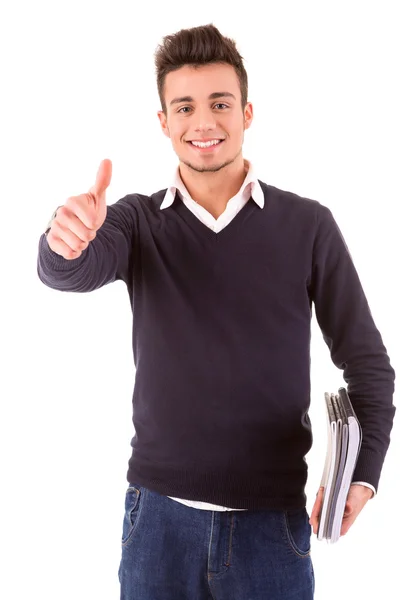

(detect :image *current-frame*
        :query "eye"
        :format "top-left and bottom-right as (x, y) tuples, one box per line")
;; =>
(177, 103), (229, 114)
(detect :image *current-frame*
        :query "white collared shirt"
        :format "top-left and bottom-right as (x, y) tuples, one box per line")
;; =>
(160, 158), (264, 232)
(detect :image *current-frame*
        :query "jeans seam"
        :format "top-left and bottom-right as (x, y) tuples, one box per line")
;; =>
(224, 513), (235, 566)
(283, 510), (311, 559)
(121, 487), (145, 549)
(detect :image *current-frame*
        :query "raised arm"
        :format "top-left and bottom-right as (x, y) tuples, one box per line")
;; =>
(37, 159), (136, 292)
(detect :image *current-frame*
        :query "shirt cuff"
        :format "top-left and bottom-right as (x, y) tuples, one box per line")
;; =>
(351, 481), (377, 498)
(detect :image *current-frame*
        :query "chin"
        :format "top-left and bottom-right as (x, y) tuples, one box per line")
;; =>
(180, 157), (229, 173)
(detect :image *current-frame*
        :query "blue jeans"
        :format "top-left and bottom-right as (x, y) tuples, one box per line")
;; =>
(118, 483), (315, 599)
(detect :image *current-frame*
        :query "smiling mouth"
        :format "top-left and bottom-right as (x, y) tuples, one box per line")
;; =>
(187, 139), (225, 151)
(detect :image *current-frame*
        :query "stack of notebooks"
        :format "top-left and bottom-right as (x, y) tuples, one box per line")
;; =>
(317, 387), (362, 544)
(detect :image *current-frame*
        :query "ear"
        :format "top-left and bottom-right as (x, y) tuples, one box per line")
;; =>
(157, 110), (170, 138)
(243, 102), (253, 130)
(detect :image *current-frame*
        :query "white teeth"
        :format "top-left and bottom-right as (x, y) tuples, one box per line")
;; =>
(191, 139), (222, 148)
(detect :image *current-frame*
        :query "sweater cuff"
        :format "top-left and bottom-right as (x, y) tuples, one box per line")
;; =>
(351, 447), (383, 495)
(351, 481), (376, 498)
(38, 233), (88, 271)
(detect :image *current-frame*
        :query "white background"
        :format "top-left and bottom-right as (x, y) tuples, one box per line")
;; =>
(1, 1), (399, 598)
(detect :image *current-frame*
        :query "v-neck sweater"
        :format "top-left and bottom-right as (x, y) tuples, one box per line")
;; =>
(37, 180), (396, 510)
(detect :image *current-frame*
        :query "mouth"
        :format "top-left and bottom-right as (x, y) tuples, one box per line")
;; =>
(186, 139), (225, 153)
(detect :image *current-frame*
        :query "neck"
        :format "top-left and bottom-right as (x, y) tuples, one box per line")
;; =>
(178, 152), (247, 212)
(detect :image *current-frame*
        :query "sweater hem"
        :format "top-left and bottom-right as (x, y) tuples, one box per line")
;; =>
(127, 458), (308, 511)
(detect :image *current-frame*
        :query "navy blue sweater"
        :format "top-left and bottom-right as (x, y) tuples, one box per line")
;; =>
(37, 181), (396, 510)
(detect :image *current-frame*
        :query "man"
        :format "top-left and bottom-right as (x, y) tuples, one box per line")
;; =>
(37, 23), (396, 600)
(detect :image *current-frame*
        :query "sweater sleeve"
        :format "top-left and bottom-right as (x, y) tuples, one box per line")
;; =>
(309, 202), (396, 493)
(37, 195), (137, 293)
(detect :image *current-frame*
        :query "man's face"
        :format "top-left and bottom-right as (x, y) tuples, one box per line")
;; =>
(158, 63), (253, 173)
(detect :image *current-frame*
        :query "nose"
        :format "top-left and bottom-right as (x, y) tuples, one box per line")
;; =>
(193, 107), (218, 134)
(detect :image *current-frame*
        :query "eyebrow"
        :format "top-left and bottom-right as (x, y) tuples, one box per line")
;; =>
(169, 92), (236, 106)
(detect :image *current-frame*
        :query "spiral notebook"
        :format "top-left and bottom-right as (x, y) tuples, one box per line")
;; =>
(317, 387), (362, 544)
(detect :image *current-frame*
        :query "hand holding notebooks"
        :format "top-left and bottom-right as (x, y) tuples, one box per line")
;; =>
(317, 387), (362, 543)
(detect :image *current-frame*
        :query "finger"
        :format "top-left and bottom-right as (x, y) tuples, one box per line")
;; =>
(310, 512), (319, 533)
(310, 488), (324, 532)
(310, 502), (319, 521)
(90, 158), (112, 201)
(50, 220), (90, 253)
(311, 488), (324, 514)
(309, 515), (316, 533)
(56, 205), (96, 242)
(46, 231), (84, 260)
(309, 506), (318, 532)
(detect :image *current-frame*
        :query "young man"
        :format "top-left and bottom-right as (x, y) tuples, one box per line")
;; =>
(37, 23), (396, 600)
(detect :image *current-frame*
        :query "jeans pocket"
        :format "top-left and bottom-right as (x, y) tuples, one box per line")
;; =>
(283, 507), (312, 558)
(121, 484), (144, 548)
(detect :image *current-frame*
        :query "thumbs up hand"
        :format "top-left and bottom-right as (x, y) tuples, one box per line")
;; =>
(46, 159), (113, 260)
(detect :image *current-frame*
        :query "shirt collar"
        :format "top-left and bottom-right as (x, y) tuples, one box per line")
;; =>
(160, 158), (264, 210)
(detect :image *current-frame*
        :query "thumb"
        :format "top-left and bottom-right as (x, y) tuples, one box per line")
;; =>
(343, 499), (353, 517)
(89, 158), (112, 203)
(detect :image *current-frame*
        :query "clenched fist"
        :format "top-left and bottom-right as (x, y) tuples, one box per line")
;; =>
(46, 158), (112, 260)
